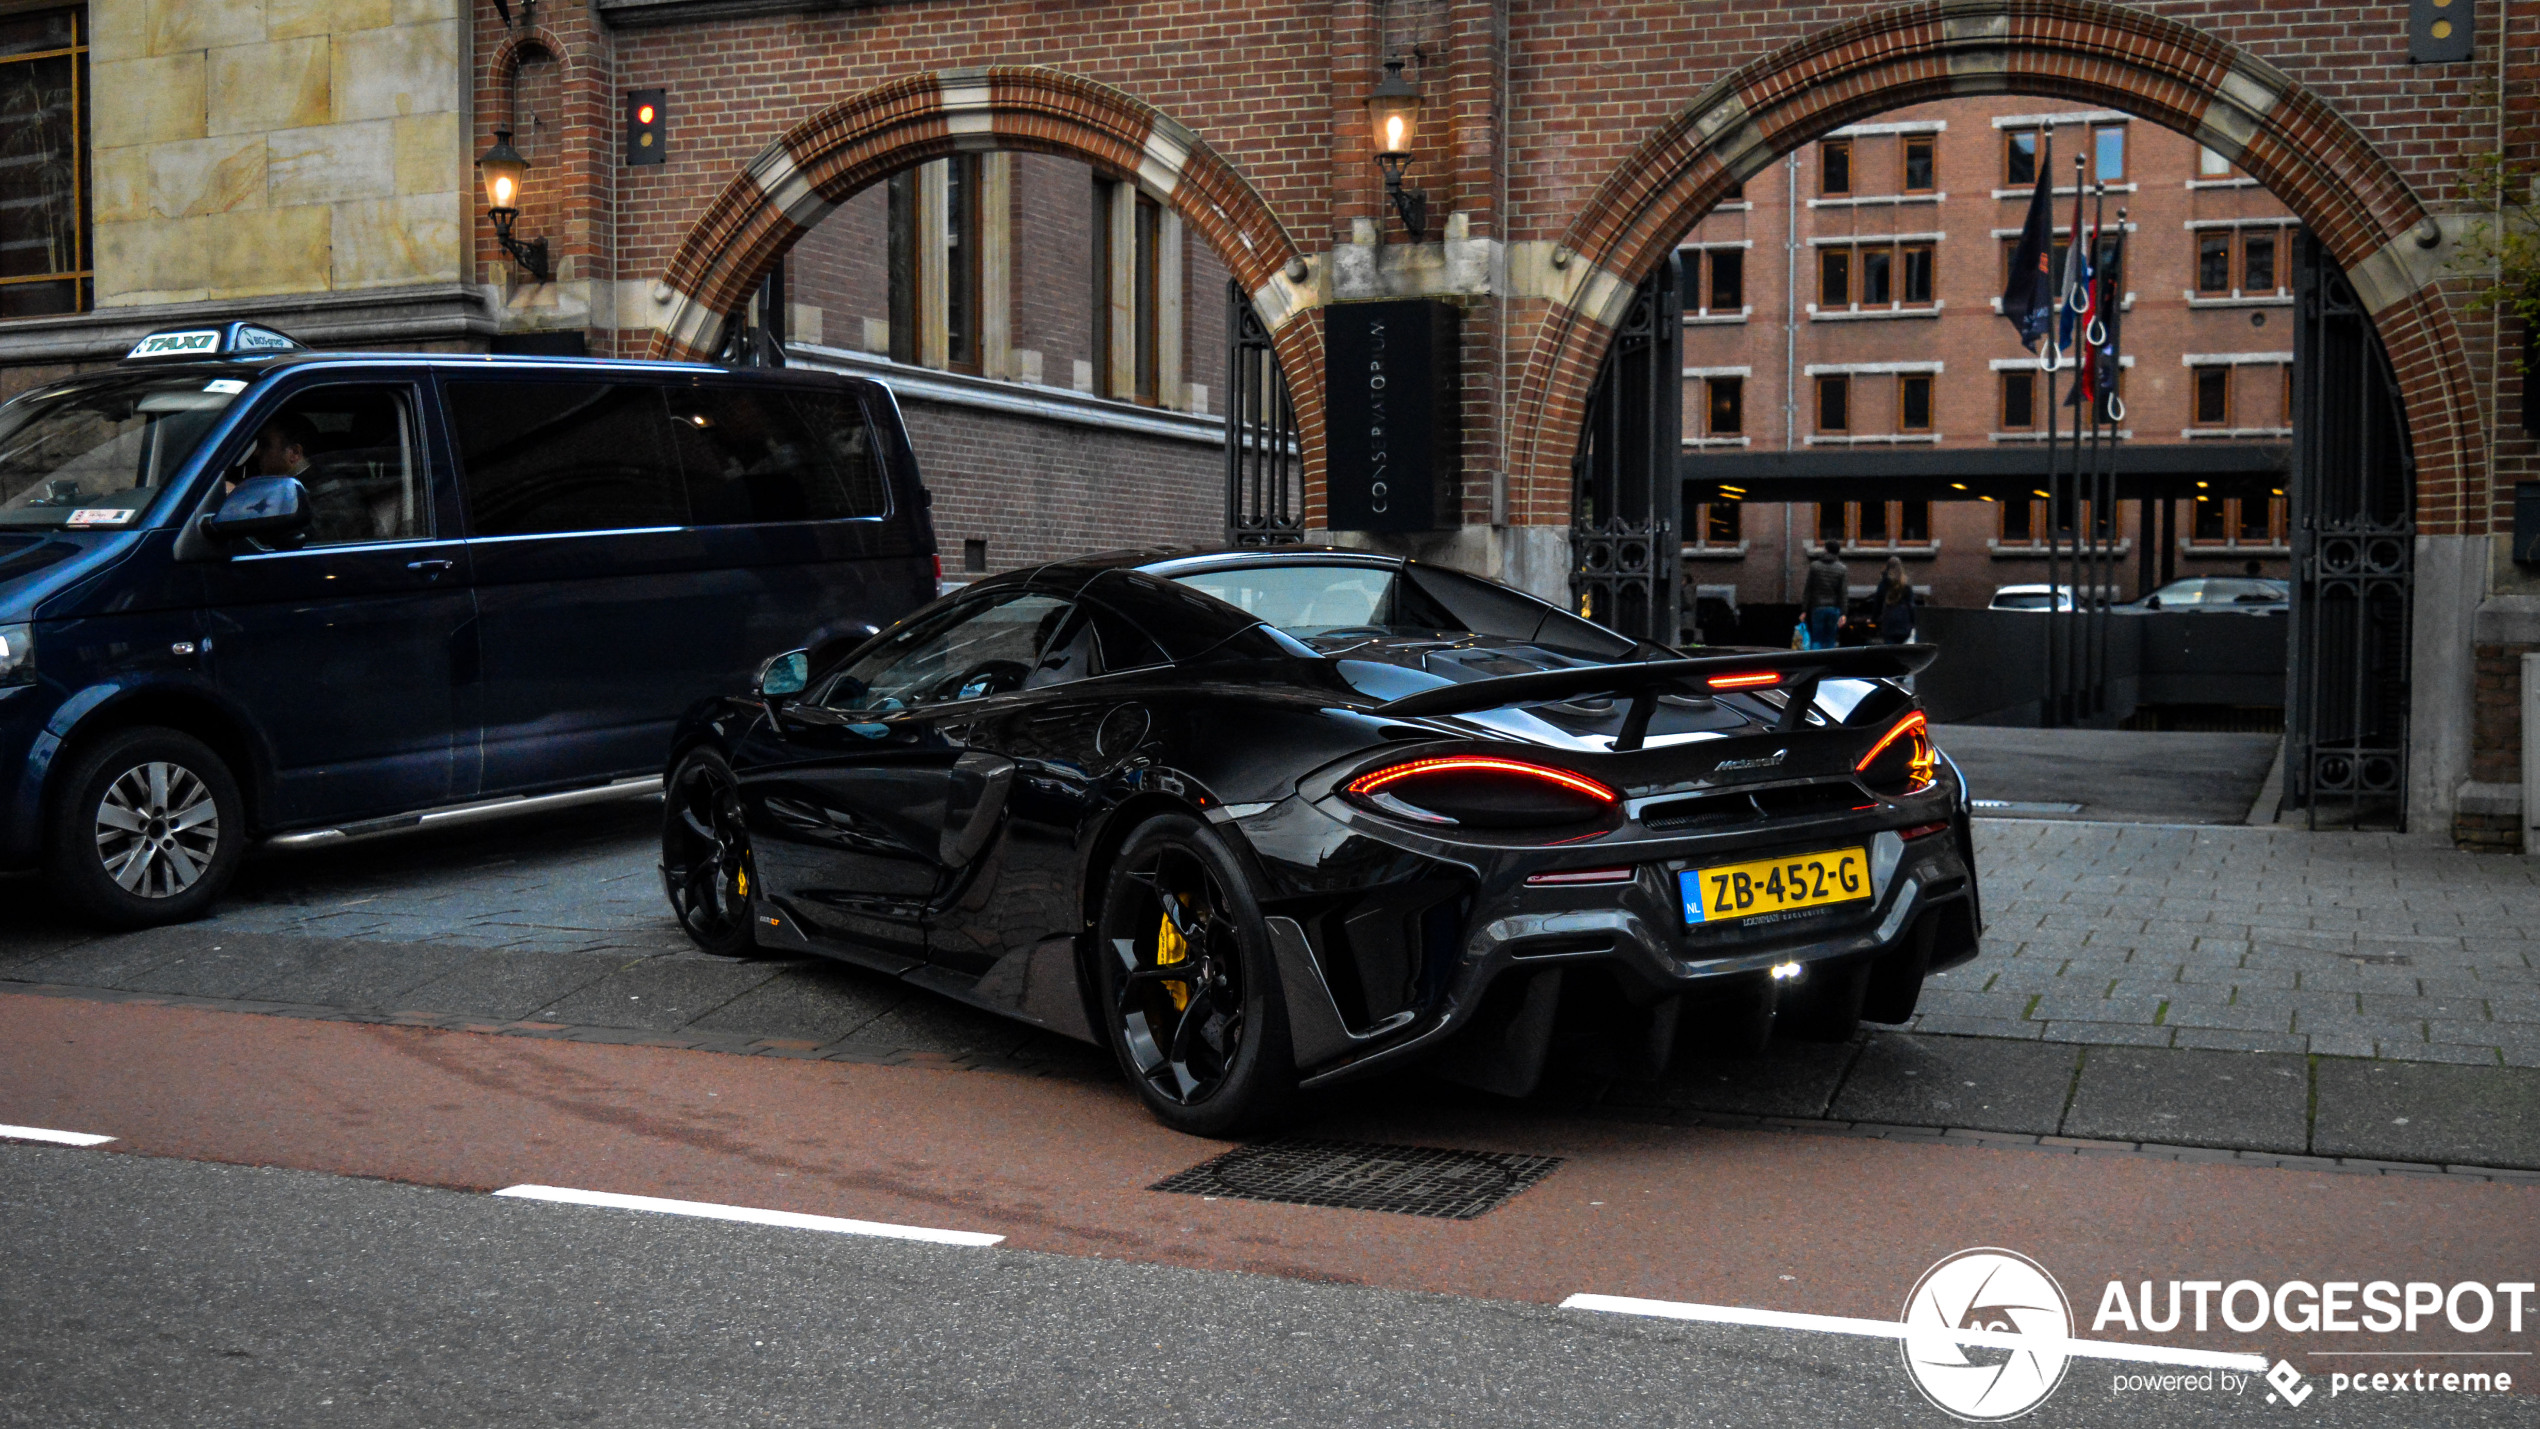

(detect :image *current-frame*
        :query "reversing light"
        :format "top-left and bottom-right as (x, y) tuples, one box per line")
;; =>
(1857, 711), (1940, 794)
(1899, 821), (1951, 840)
(1706, 671), (1781, 690)
(1769, 961), (1803, 981)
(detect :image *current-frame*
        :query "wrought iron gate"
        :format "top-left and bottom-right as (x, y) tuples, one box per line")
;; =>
(2287, 232), (2414, 829)
(1570, 254), (1683, 644)
(1225, 279), (1303, 546)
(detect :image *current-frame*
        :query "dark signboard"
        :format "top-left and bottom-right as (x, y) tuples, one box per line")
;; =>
(1324, 299), (1460, 532)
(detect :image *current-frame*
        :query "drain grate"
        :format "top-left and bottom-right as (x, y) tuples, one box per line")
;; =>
(1150, 1138), (1562, 1220)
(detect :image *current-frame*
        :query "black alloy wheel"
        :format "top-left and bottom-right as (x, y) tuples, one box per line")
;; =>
(45, 726), (247, 929)
(663, 748), (758, 958)
(1094, 815), (1294, 1135)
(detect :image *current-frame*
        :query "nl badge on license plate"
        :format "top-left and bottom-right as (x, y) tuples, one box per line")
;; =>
(1681, 846), (1870, 924)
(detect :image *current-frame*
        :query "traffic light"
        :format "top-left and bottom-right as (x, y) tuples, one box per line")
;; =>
(625, 89), (666, 166)
(2408, 0), (2472, 63)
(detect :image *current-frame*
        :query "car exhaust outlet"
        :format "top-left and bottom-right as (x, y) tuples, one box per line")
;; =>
(1769, 961), (1804, 981)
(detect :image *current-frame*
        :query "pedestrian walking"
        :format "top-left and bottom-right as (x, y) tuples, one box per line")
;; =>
(1873, 556), (1917, 645)
(1801, 540), (1848, 650)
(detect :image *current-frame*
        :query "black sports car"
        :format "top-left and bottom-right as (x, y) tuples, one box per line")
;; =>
(661, 548), (1979, 1133)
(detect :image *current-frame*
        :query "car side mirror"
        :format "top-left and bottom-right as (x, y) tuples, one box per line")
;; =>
(755, 649), (810, 702)
(201, 476), (312, 543)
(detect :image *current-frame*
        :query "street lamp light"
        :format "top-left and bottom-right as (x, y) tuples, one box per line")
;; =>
(477, 129), (551, 283)
(1366, 57), (1427, 241)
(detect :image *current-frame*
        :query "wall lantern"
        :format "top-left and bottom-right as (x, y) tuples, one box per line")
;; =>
(477, 129), (552, 283)
(1366, 57), (1427, 240)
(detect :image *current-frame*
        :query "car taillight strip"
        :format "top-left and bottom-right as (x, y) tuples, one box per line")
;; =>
(1346, 756), (1619, 804)
(1855, 711), (1930, 773)
(1706, 671), (1781, 689)
(1899, 822), (1951, 840)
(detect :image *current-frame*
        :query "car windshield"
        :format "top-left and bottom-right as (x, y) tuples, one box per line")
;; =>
(0, 373), (244, 529)
(1170, 562), (1638, 658)
(1992, 591), (2057, 610)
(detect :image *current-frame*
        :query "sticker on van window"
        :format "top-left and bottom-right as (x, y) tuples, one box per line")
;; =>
(67, 509), (136, 526)
(203, 379), (248, 395)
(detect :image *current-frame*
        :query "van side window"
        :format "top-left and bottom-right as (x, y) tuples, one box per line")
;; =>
(446, 380), (686, 536)
(245, 386), (425, 546)
(664, 385), (888, 525)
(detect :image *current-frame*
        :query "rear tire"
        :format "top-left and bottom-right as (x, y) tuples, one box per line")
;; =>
(45, 727), (245, 929)
(662, 747), (758, 958)
(1092, 814), (1295, 1136)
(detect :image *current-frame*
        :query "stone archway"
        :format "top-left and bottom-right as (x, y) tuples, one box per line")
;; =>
(1507, 0), (2480, 535)
(643, 65), (1324, 479)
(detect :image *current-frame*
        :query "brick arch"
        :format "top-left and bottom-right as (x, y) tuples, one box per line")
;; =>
(644, 66), (1322, 471)
(1509, 0), (2480, 530)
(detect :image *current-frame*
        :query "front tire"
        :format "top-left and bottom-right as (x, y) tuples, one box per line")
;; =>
(663, 747), (758, 958)
(1092, 814), (1294, 1136)
(45, 727), (246, 929)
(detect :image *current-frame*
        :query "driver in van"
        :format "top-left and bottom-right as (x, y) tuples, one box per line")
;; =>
(221, 413), (317, 496)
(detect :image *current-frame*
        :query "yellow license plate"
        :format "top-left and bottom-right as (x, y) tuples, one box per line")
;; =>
(1681, 846), (1870, 924)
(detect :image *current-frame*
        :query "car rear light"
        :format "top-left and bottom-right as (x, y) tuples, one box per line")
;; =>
(1525, 866), (1637, 886)
(1345, 755), (1619, 829)
(1856, 711), (1940, 795)
(1706, 671), (1781, 690)
(1898, 821), (1951, 841)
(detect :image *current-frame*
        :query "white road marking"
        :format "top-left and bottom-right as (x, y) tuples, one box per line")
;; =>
(492, 1184), (1004, 1247)
(1562, 1293), (2269, 1371)
(0, 1124), (116, 1148)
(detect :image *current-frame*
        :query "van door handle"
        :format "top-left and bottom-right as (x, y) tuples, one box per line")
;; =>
(406, 558), (455, 576)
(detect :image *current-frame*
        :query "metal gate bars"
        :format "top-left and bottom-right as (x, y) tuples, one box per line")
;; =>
(1225, 279), (1304, 546)
(2287, 232), (2414, 830)
(1570, 254), (1685, 645)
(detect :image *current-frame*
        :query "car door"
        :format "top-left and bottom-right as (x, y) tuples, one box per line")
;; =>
(444, 375), (749, 794)
(198, 378), (478, 825)
(737, 588), (1074, 968)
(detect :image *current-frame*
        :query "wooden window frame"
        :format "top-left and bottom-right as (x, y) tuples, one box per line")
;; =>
(2191, 365), (2232, 426)
(0, 7), (90, 321)
(1693, 500), (1743, 548)
(2091, 123), (2126, 183)
(1898, 373), (1934, 433)
(1708, 247), (1744, 311)
(2240, 227), (2280, 295)
(1818, 248), (1851, 307)
(2195, 233), (2233, 296)
(1828, 500), (1936, 550)
(1819, 138), (1853, 196)
(2000, 370), (2037, 430)
(1704, 375), (1744, 436)
(2004, 128), (2038, 187)
(2187, 495), (2288, 548)
(1860, 245), (1893, 305)
(1900, 243), (1935, 305)
(1901, 134), (1937, 193)
(1815, 374), (1850, 433)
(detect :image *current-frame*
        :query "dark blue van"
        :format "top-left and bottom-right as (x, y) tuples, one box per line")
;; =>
(0, 322), (936, 927)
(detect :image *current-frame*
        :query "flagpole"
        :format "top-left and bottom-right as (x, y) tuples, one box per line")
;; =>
(2088, 180), (2110, 718)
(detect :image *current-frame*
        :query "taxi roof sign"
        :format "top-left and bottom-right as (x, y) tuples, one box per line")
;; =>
(124, 321), (305, 362)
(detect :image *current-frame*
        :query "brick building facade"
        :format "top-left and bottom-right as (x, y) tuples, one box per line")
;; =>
(5, 0), (2537, 845)
(1674, 95), (2301, 611)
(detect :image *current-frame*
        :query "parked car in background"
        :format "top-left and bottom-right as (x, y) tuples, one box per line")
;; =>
(1987, 584), (2078, 612)
(2117, 577), (2289, 613)
(662, 548), (1977, 1133)
(0, 321), (937, 927)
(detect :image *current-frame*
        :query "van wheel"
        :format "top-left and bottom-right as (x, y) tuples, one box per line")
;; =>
(45, 727), (246, 929)
(663, 747), (757, 958)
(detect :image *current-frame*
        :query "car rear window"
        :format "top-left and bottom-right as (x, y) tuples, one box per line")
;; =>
(447, 378), (887, 537)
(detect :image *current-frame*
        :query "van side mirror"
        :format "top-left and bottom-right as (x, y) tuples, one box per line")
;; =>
(755, 649), (810, 702)
(201, 476), (312, 543)
(2142, 594), (2161, 610)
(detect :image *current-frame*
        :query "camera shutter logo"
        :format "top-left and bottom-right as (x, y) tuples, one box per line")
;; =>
(1901, 1248), (2075, 1421)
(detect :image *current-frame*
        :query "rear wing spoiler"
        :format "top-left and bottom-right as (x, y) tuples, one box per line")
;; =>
(1369, 644), (1939, 751)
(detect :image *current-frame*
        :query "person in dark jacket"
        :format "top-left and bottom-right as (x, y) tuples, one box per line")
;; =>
(1801, 540), (1847, 649)
(1872, 555), (1917, 644)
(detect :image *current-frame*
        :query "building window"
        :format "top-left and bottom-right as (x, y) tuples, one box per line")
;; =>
(1091, 178), (1168, 405)
(1818, 248), (1850, 306)
(1818, 501), (1847, 545)
(2001, 371), (2036, 429)
(2197, 234), (2233, 295)
(1860, 247), (1892, 305)
(2001, 497), (2038, 543)
(1724, 179), (1745, 202)
(1825, 501), (1933, 548)
(1902, 134), (1936, 192)
(1816, 374), (1850, 432)
(2241, 230), (2278, 292)
(1708, 248), (1744, 310)
(2192, 366), (2231, 425)
(1820, 138), (1852, 196)
(2281, 365), (2295, 423)
(2005, 129), (2037, 186)
(1696, 501), (1742, 546)
(2188, 495), (2287, 547)
(0, 7), (88, 320)
(887, 171), (920, 364)
(943, 155), (982, 373)
(1899, 374), (1933, 432)
(2199, 145), (2233, 177)
(1131, 190), (1161, 403)
(1705, 376), (1744, 435)
(1901, 244), (1934, 304)
(2093, 124), (2126, 182)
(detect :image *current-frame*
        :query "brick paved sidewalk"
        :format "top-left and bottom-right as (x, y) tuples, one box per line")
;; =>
(1920, 820), (2540, 1067)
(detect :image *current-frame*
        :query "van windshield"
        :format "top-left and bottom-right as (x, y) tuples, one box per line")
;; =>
(0, 373), (244, 529)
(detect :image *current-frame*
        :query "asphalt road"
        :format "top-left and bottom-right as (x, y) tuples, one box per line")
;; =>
(9, 1143), (2524, 1429)
(1932, 725), (2281, 824)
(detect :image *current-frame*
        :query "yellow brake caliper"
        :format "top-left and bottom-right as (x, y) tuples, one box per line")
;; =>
(1155, 899), (1192, 1011)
